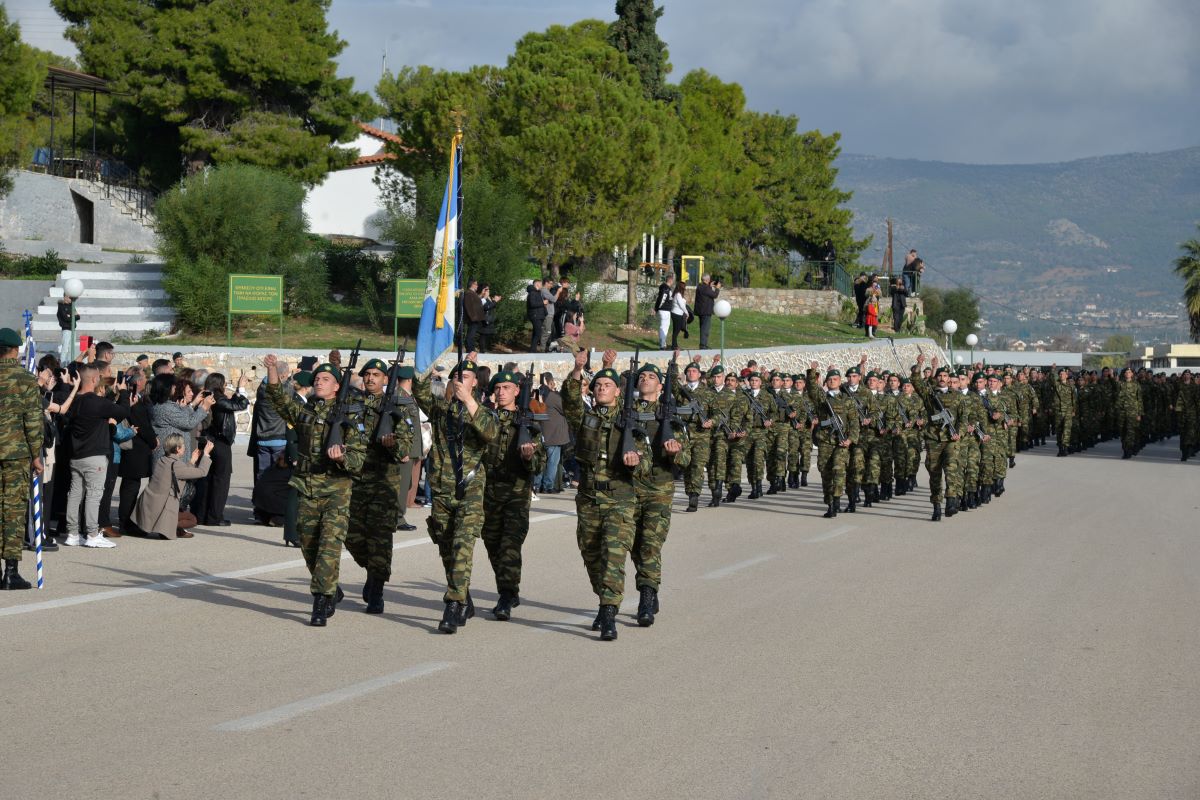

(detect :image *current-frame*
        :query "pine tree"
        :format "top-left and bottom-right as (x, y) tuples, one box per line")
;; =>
(607, 0), (674, 103)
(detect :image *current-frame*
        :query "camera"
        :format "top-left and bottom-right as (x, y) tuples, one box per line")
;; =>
(196, 436), (209, 451)
(201, 390), (213, 398)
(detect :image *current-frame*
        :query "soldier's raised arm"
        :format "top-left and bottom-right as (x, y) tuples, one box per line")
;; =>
(262, 354), (301, 426)
(561, 349), (588, 431)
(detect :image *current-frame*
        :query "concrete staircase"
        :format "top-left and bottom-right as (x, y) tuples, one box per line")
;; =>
(31, 261), (177, 345)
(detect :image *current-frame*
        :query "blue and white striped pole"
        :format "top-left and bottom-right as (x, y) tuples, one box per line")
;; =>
(23, 310), (44, 588)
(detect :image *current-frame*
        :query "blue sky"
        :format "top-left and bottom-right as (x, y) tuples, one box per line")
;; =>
(9, 0), (1199, 164)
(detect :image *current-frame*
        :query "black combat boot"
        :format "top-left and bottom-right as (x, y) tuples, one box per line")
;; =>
(439, 601), (463, 633)
(1057, 446), (1068, 457)
(361, 574), (377, 604)
(995, 478), (1005, 497)
(765, 478), (779, 495)
(309, 595), (328, 627)
(945, 497), (959, 517)
(2, 560), (31, 590)
(364, 574), (385, 614)
(325, 586), (343, 618)
(862, 485), (873, 508)
(895, 478), (906, 496)
(980, 485), (991, 504)
(686, 494), (699, 512)
(931, 504), (942, 522)
(800, 471), (809, 487)
(1008, 456), (1016, 468)
(748, 481), (762, 500)
(592, 609), (602, 631)
(910, 475), (919, 490)
(778, 476), (787, 493)
(788, 471), (799, 489)
(598, 604), (618, 641)
(822, 500), (837, 518)
(709, 482), (723, 507)
(492, 591), (515, 621)
(846, 488), (857, 513)
(724, 483), (741, 503)
(636, 586), (657, 627)
(457, 592), (475, 626)
(960, 492), (973, 511)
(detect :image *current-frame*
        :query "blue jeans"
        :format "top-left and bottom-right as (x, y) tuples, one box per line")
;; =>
(539, 445), (562, 492)
(255, 443), (287, 485)
(903, 272), (915, 294)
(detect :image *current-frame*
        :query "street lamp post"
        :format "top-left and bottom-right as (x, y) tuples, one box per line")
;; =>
(965, 333), (978, 365)
(942, 319), (958, 366)
(63, 277), (84, 360)
(714, 299), (732, 363)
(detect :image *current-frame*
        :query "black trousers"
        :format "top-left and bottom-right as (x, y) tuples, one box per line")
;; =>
(118, 476), (143, 533)
(97, 455), (119, 528)
(698, 314), (713, 348)
(465, 321), (483, 351)
(529, 317), (545, 352)
(203, 440), (233, 525)
(670, 313), (688, 348)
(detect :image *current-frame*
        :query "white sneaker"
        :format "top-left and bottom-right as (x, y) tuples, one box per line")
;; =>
(63, 534), (84, 547)
(84, 535), (117, 548)
(530, 492), (540, 502)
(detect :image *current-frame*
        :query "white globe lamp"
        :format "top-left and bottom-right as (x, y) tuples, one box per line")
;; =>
(965, 333), (978, 347)
(713, 299), (732, 361)
(64, 278), (84, 300)
(63, 278), (84, 360)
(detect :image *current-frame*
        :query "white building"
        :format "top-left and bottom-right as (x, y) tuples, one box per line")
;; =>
(303, 122), (410, 243)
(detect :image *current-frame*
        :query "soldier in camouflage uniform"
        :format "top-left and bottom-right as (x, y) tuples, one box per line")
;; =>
(630, 362), (689, 627)
(480, 369), (543, 620)
(722, 373), (752, 503)
(262, 354), (367, 626)
(413, 356), (499, 634)
(1015, 370), (1039, 452)
(790, 375), (816, 488)
(911, 354), (964, 521)
(804, 362), (860, 518)
(0, 328), (43, 590)
(764, 371), (793, 495)
(982, 374), (1014, 496)
(1000, 372), (1020, 466)
(707, 367), (740, 505)
(858, 371), (889, 507)
(1176, 371), (1198, 461)
(897, 378), (926, 492)
(1115, 367), (1143, 459)
(561, 348), (643, 641)
(675, 359), (716, 512)
(842, 361), (872, 510)
(956, 373), (987, 511)
(344, 359), (413, 614)
(740, 372), (777, 500)
(1050, 367), (1078, 457)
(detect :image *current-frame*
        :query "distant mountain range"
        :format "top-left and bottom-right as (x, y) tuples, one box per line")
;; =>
(836, 147), (1200, 343)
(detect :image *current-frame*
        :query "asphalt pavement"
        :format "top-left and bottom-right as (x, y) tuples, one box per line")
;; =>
(1, 438), (1197, 799)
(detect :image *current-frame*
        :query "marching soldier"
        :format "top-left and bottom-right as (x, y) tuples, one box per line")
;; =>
(413, 354), (499, 634)
(345, 358), (413, 615)
(1115, 367), (1143, 459)
(842, 360), (870, 510)
(261, 354), (367, 626)
(741, 372), (777, 500)
(675, 358), (716, 512)
(898, 377), (926, 493)
(957, 372), (987, 512)
(561, 348), (642, 641)
(1050, 366), (1077, 457)
(911, 354), (964, 521)
(0, 328), (42, 590)
(765, 371), (793, 495)
(982, 374), (1013, 497)
(480, 369), (543, 620)
(705, 365), (736, 506)
(804, 361), (860, 518)
(722, 372), (751, 503)
(789, 374), (815, 489)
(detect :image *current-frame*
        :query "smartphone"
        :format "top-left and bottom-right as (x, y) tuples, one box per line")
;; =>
(196, 436), (208, 451)
(201, 390), (213, 398)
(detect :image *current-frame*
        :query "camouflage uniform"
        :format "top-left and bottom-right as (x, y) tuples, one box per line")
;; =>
(862, 391), (895, 494)
(1177, 377), (1199, 459)
(674, 379), (715, 498)
(790, 389), (816, 480)
(742, 388), (777, 487)
(958, 389), (986, 497)
(897, 390), (926, 484)
(264, 381), (367, 597)
(345, 392), (411, 583)
(911, 372), (964, 508)
(764, 387), (792, 488)
(723, 389), (752, 491)
(0, 358), (43, 563)
(1115, 379), (1143, 456)
(481, 407), (543, 597)
(1050, 374), (1078, 453)
(562, 376), (641, 606)
(804, 369), (860, 508)
(631, 396), (690, 594)
(413, 375), (499, 604)
(707, 385), (739, 494)
(843, 384), (872, 499)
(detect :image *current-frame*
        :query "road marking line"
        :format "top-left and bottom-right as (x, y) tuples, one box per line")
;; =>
(701, 554), (776, 580)
(0, 537), (432, 619)
(213, 662), (455, 732)
(804, 525), (856, 543)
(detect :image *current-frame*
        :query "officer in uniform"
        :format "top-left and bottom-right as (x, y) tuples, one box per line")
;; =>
(911, 354), (963, 521)
(842, 360), (871, 510)
(764, 371), (793, 495)
(344, 358), (412, 615)
(675, 358), (716, 512)
(0, 328), (42, 590)
(629, 362), (688, 626)
(413, 355), (499, 634)
(561, 348), (642, 641)
(804, 362), (860, 518)
(262, 354), (367, 626)
(392, 366), (421, 532)
(722, 372), (751, 503)
(741, 371), (777, 500)
(1051, 366), (1077, 457)
(789, 374), (815, 488)
(480, 369), (543, 620)
(896, 377), (926, 493)
(705, 366), (737, 506)
(983, 374), (1013, 497)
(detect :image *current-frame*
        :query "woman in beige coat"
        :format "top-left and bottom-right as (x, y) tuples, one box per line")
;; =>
(134, 434), (213, 539)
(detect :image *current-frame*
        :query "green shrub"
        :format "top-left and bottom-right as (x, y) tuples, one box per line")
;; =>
(155, 164), (310, 330)
(0, 248), (67, 278)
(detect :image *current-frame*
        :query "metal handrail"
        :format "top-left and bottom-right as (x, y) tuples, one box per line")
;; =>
(42, 151), (156, 223)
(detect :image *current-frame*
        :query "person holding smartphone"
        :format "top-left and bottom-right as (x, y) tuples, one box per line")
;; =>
(198, 372), (249, 527)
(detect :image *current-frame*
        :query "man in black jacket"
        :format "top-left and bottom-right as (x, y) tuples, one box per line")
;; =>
(200, 372), (250, 526)
(526, 279), (548, 352)
(64, 365), (129, 548)
(694, 274), (721, 349)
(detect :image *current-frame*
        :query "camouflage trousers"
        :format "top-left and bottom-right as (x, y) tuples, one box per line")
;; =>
(815, 441), (850, 503)
(767, 426), (789, 479)
(575, 485), (636, 606)
(1018, 416), (1033, 448)
(1117, 413), (1140, 452)
(481, 479), (532, 595)
(745, 428), (769, 482)
(863, 435), (891, 485)
(890, 433), (910, 482)
(296, 482), (353, 596)
(726, 434), (750, 485)
(924, 439), (962, 505)
(1056, 414), (1074, 450)
(708, 434), (729, 489)
(683, 433), (711, 495)
(958, 437), (980, 492)
(345, 472), (400, 581)
(426, 479), (485, 603)
(788, 428), (812, 473)
(0, 460), (30, 561)
(1006, 424), (1017, 457)
(981, 435), (1005, 483)
(632, 486), (673, 592)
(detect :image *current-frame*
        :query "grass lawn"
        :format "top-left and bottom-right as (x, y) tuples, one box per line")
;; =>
(139, 300), (918, 352)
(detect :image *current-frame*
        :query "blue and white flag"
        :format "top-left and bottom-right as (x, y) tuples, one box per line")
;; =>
(415, 132), (464, 373)
(22, 309), (36, 372)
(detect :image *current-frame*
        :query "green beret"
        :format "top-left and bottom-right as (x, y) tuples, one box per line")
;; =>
(590, 367), (620, 389)
(136, 354), (149, 362)
(488, 370), (520, 393)
(450, 359), (478, 377)
(395, 366), (415, 380)
(708, 365), (725, 377)
(988, 373), (1003, 382)
(845, 366), (860, 376)
(792, 374), (804, 382)
(684, 361), (703, 373)
(934, 366), (950, 377)
(865, 370), (879, 380)
(744, 371), (762, 381)
(826, 369), (842, 379)
(972, 372), (986, 382)
(899, 377), (911, 386)
(358, 358), (388, 376)
(0, 327), (21, 347)
(637, 363), (663, 380)
(293, 371), (314, 387)
(312, 363), (341, 381)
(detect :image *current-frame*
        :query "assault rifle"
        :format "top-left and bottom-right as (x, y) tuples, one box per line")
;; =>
(374, 338), (415, 444)
(743, 388), (770, 427)
(618, 348), (642, 458)
(656, 354), (681, 446)
(515, 364), (549, 449)
(324, 338), (363, 451)
(819, 395), (848, 443)
(930, 391), (958, 438)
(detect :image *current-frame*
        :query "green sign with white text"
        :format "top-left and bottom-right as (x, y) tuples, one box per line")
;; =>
(394, 279), (425, 319)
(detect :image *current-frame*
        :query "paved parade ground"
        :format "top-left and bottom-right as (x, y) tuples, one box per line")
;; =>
(2, 438), (1198, 799)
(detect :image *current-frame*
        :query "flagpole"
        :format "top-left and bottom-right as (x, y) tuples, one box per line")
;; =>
(23, 311), (44, 588)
